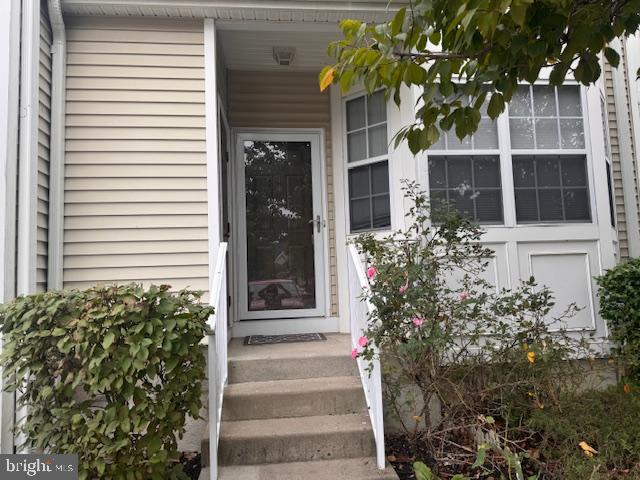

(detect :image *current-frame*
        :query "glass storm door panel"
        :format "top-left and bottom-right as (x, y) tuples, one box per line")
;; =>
(237, 134), (325, 320)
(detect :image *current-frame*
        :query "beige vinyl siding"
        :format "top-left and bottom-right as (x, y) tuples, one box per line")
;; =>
(37, 0), (52, 292)
(229, 70), (338, 315)
(63, 17), (209, 295)
(605, 57), (640, 260)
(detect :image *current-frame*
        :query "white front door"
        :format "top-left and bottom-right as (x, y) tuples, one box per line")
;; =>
(235, 132), (326, 320)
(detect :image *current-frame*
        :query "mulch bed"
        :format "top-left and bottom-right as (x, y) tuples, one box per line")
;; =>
(386, 432), (545, 480)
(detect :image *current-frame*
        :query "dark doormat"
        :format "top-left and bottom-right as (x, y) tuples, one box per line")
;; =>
(244, 333), (327, 345)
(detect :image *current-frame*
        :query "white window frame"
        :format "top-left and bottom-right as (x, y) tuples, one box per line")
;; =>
(342, 89), (393, 233)
(423, 99), (503, 225)
(422, 81), (597, 229)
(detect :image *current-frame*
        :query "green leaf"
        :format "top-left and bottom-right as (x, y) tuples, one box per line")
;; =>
(604, 47), (620, 68)
(413, 461), (435, 480)
(391, 8), (406, 37)
(487, 92), (505, 119)
(472, 445), (487, 469)
(102, 331), (116, 350)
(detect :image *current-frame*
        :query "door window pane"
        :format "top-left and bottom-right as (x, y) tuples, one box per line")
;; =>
(428, 155), (503, 224)
(512, 155), (590, 223)
(244, 141), (317, 312)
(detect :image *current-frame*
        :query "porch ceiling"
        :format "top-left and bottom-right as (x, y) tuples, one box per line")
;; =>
(219, 29), (337, 71)
(60, 0), (401, 23)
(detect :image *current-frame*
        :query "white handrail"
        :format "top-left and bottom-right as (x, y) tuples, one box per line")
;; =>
(207, 242), (228, 480)
(347, 243), (386, 470)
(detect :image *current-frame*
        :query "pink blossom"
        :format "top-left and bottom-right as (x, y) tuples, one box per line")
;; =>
(366, 266), (377, 279)
(358, 335), (369, 347)
(351, 347), (359, 359)
(399, 278), (409, 294)
(458, 291), (470, 301)
(412, 317), (424, 328)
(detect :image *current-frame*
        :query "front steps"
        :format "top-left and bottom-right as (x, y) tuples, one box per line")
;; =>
(201, 333), (397, 479)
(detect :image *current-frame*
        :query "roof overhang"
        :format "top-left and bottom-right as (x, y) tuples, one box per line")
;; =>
(61, 0), (402, 23)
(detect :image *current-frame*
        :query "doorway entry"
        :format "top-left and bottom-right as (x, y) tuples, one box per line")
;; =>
(234, 131), (326, 320)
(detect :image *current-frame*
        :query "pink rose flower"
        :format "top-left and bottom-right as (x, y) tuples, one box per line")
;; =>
(351, 347), (359, 359)
(458, 291), (469, 301)
(399, 278), (409, 294)
(412, 317), (424, 328)
(366, 266), (377, 279)
(358, 335), (369, 347)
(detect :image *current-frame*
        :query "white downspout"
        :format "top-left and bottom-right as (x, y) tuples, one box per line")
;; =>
(0, 0), (21, 455)
(47, 0), (66, 289)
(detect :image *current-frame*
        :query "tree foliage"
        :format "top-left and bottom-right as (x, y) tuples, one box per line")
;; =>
(320, 0), (640, 153)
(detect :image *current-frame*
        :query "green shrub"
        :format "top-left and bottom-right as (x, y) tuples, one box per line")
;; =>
(597, 258), (640, 380)
(0, 284), (213, 480)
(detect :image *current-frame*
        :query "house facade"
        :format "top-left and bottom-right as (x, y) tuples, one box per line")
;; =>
(1, 0), (640, 475)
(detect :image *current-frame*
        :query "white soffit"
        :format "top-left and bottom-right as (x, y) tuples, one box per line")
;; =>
(60, 0), (400, 23)
(220, 29), (337, 71)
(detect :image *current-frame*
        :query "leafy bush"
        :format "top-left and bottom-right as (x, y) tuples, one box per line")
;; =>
(0, 284), (213, 480)
(354, 182), (593, 479)
(597, 258), (640, 380)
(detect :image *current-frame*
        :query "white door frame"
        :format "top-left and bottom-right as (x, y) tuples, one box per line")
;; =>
(234, 129), (328, 321)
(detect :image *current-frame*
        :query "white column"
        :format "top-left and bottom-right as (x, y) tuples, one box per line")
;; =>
(204, 19), (221, 288)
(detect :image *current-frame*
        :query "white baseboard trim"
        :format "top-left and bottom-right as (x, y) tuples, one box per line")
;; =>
(230, 316), (341, 337)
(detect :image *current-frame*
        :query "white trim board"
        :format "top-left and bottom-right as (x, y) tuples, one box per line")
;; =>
(231, 316), (341, 337)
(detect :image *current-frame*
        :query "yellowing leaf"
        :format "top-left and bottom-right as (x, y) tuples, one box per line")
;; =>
(579, 441), (598, 457)
(319, 67), (335, 92)
(412, 415), (423, 422)
(527, 351), (536, 364)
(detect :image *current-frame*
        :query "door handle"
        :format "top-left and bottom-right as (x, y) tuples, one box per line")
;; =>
(309, 215), (322, 233)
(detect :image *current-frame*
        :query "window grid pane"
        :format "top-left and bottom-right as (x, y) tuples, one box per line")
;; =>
(348, 162), (391, 232)
(428, 155), (503, 224)
(513, 155), (590, 223)
(508, 85), (584, 151)
(346, 92), (388, 162)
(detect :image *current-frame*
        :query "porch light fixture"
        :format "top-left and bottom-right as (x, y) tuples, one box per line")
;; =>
(273, 46), (296, 66)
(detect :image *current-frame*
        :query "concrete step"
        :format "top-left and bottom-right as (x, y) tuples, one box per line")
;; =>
(222, 375), (365, 421)
(216, 457), (398, 479)
(218, 412), (376, 466)
(227, 334), (357, 383)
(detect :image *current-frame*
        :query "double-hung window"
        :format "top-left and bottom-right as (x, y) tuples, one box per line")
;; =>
(427, 84), (592, 225)
(428, 99), (503, 224)
(510, 85), (591, 223)
(345, 91), (391, 232)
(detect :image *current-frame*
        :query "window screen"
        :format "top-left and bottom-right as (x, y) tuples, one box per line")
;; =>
(349, 161), (391, 231)
(513, 155), (590, 222)
(509, 85), (585, 150)
(428, 155), (503, 223)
